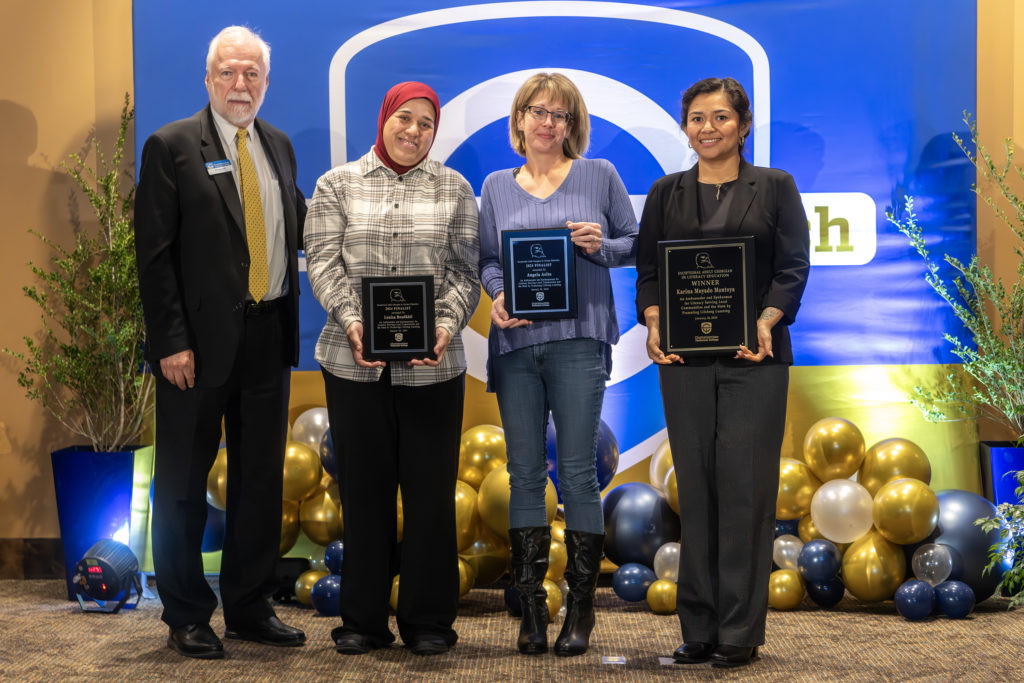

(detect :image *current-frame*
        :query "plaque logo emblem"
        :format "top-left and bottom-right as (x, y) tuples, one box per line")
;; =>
(696, 252), (714, 269)
(395, 332), (404, 342)
(700, 322), (712, 334)
(535, 291), (545, 301)
(389, 288), (406, 302)
(530, 243), (546, 258)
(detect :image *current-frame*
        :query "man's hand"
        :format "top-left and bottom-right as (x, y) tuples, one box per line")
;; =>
(160, 349), (196, 390)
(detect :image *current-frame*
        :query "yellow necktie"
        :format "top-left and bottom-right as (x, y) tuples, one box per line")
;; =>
(236, 128), (269, 302)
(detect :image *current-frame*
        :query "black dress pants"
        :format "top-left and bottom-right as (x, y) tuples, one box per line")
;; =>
(151, 302), (290, 628)
(659, 360), (788, 647)
(322, 365), (464, 647)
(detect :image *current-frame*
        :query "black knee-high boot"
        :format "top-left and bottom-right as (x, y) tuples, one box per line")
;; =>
(554, 530), (604, 656)
(509, 526), (551, 655)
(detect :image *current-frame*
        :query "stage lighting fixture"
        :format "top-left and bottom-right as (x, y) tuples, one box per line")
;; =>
(72, 539), (142, 613)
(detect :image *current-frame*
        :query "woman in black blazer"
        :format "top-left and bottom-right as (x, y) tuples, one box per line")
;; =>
(635, 77), (809, 669)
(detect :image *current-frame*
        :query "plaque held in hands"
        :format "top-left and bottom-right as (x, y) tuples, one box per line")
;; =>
(361, 275), (435, 361)
(501, 227), (578, 321)
(658, 236), (756, 357)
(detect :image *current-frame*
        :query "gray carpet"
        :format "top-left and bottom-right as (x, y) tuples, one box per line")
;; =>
(0, 580), (1021, 681)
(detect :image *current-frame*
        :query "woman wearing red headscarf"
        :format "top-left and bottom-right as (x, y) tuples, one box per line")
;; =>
(305, 82), (480, 656)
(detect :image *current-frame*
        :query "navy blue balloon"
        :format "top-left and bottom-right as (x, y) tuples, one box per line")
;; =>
(797, 540), (842, 584)
(612, 563), (656, 602)
(934, 490), (1004, 601)
(894, 579), (936, 621)
(603, 482), (681, 568)
(325, 540), (344, 575)
(319, 429), (338, 480)
(935, 580), (975, 618)
(806, 577), (845, 607)
(503, 585), (523, 617)
(311, 574), (342, 616)
(545, 418), (619, 502)
(774, 518), (800, 538)
(200, 504), (226, 553)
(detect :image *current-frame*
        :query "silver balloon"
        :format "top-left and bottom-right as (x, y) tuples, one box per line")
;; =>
(773, 534), (804, 571)
(292, 407), (330, 451)
(653, 542), (681, 581)
(810, 479), (874, 544)
(911, 543), (953, 586)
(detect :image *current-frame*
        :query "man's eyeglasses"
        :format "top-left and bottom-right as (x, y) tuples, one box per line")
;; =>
(523, 106), (572, 125)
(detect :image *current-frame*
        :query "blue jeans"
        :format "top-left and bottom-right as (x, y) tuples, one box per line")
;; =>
(492, 338), (607, 534)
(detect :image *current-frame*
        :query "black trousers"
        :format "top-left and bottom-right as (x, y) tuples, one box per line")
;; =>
(322, 366), (464, 647)
(152, 303), (290, 628)
(659, 360), (788, 648)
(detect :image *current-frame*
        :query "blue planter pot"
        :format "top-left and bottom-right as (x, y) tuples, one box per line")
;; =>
(51, 445), (154, 600)
(979, 441), (1024, 506)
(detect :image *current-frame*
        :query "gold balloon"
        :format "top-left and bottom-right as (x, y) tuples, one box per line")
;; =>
(649, 439), (673, 493)
(280, 500), (300, 555)
(646, 579), (677, 614)
(458, 557), (477, 597)
(841, 529), (906, 602)
(396, 488), (404, 543)
(777, 458), (822, 520)
(454, 480), (481, 552)
(802, 417), (866, 481)
(859, 438), (932, 497)
(206, 447), (228, 510)
(299, 487), (343, 546)
(664, 468), (679, 515)
(294, 569), (328, 606)
(871, 478), (939, 545)
(458, 425), (508, 490)
(283, 441), (323, 501)
(459, 526), (510, 586)
(768, 569), (805, 610)
(551, 520), (566, 544)
(389, 575), (400, 611)
(546, 538), (568, 582)
(542, 578), (562, 620)
(477, 467), (557, 541)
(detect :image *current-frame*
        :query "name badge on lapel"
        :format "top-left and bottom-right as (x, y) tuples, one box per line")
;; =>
(205, 159), (232, 175)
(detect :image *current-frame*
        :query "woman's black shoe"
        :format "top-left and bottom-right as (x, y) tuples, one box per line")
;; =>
(710, 644), (759, 668)
(554, 530), (604, 656)
(333, 631), (373, 655)
(509, 526), (551, 654)
(672, 641), (714, 664)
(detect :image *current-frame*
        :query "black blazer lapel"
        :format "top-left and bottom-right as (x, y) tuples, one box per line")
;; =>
(676, 167), (703, 238)
(726, 160), (758, 235)
(199, 106), (245, 236)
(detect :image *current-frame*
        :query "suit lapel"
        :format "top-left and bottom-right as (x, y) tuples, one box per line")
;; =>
(255, 121), (298, 266)
(725, 160), (757, 235)
(200, 106), (245, 236)
(677, 167), (703, 237)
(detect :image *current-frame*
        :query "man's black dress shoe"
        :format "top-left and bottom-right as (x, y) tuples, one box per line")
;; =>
(334, 631), (374, 655)
(167, 623), (224, 659)
(224, 615), (306, 647)
(408, 635), (449, 656)
(710, 644), (759, 668)
(672, 641), (714, 664)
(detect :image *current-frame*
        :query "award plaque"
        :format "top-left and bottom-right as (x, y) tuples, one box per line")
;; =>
(502, 227), (577, 320)
(361, 275), (435, 361)
(658, 236), (756, 356)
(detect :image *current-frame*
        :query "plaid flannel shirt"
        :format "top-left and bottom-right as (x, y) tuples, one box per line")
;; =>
(305, 150), (481, 385)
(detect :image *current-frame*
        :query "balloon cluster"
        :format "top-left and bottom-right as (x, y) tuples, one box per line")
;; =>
(601, 445), (685, 613)
(772, 417), (1002, 614)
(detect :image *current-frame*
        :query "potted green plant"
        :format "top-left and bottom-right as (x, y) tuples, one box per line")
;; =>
(3, 94), (155, 599)
(888, 114), (1024, 604)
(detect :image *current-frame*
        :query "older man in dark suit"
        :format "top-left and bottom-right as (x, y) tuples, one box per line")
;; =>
(135, 25), (306, 659)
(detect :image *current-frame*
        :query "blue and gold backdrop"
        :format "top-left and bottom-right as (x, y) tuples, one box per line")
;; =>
(133, 0), (980, 498)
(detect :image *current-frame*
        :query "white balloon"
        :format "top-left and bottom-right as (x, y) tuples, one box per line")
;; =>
(654, 542), (680, 581)
(292, 407), (330, 450)
(810, 479), (873, 543)
(912, 543), (953, 586)
(773, 534), (804, 571)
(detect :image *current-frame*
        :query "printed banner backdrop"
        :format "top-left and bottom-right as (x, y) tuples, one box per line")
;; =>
(134, 0), (979, 491)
